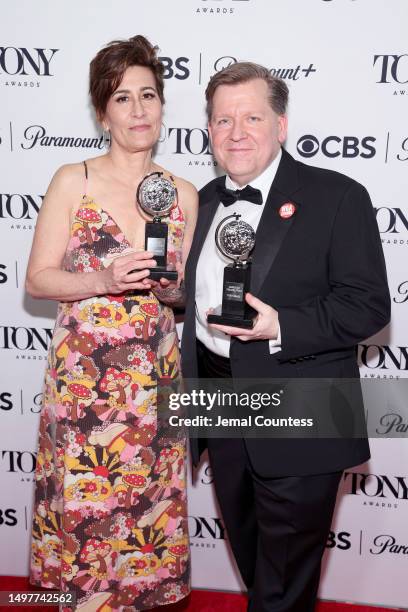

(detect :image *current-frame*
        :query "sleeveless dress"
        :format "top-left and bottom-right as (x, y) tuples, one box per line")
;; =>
(30, 166), (190, 611)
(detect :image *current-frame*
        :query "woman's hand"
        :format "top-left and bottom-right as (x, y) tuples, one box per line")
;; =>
(100, 250), (157, 294)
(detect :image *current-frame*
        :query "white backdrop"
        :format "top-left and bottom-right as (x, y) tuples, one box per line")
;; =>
(1, 0), (408, 608)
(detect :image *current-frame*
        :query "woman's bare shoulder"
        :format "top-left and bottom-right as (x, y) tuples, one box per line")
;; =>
(41, 162), (88, 214)
(50, 162), (86, 189)
(153, 164), (198, 202)
(52, 154), (108, 186)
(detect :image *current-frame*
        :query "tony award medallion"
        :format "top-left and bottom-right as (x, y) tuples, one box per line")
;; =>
(207, 213), (256, 329)
(136, 172), (178, 281)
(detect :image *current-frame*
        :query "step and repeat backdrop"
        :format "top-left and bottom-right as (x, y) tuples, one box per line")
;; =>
(1, 0), (407, 608)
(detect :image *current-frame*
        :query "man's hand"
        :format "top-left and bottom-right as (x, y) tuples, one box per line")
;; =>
(207, 293), (279, 341)
(148, 260), (183, 290)
(149, 261), (185, 306)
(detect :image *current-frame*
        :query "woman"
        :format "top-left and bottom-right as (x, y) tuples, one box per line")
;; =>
(26, 35), (197, 611)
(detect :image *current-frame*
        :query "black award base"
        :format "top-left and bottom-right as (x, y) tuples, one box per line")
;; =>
(148, 267), (178, 282)
(207, 308), (254, 329)
(144, 219), (177, 281)
(207, 261), (255, 329)
(129, 219), (177, 281)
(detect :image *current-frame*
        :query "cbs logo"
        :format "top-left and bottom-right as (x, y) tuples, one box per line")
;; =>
(0, 264), (7, 284)
(159, 57), (190, 80)
(326, 530), (351, 550)
(0, 392), (12, 410)
(0, 509), (18, 526)
(297, 134), (376, 159)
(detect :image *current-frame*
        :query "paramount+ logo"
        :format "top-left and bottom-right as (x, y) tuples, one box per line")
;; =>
(213, 56), (316, 81)
(20, 125), (104, 151)
(393, 281), (408, 304)
(370, 534), (408, 556)
(296, 134), (376, 159)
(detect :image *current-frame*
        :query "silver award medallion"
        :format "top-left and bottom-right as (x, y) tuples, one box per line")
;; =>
(207, 213), (256, 329)
(137, 172), (176, 218)
(216, 214), (256, 262)
(132, 172), (178, 282)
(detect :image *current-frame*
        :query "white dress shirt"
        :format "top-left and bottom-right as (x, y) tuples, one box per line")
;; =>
(195, 149), (282, 358)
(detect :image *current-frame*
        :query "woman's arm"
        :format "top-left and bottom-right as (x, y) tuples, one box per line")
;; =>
(25, 164), (157, 301)
(151, 177), (198, 306)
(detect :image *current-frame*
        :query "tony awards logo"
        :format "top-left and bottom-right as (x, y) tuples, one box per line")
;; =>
(207, 213), (256, 328)
(136, 172), (178, 281)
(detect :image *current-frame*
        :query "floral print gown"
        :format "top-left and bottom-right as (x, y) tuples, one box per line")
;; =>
(30, 177), (190, 611)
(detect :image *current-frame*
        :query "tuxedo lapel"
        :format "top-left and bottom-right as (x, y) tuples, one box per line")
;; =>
(250, 149), (302, 297)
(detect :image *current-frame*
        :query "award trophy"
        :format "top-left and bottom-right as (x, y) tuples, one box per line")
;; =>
(136, 172), (178, 281)
(207, 213), (256, 329)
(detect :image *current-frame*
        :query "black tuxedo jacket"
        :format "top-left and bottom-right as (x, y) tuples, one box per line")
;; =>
(181, 149), (390, 477)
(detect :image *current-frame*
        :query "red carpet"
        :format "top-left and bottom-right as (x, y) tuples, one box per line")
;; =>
(0, 577), (397, 611)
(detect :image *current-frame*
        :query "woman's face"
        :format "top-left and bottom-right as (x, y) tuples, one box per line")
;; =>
(102, 65), (162, 153)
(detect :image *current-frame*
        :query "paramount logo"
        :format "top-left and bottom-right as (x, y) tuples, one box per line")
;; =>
(21, 125), (104, 150)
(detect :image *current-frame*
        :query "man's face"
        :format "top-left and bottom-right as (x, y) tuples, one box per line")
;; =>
(208, 78), (287, 186)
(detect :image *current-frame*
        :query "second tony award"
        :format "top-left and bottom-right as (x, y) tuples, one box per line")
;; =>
(207, 213), (256, 329)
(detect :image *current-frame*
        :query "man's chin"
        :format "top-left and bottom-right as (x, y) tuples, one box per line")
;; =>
(227, 169), (258, 185)
(222, 159), (253, 174)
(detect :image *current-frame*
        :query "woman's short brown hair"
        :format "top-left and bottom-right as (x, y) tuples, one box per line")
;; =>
(205, 61), (288, 120)
(89, 35), (165, 119)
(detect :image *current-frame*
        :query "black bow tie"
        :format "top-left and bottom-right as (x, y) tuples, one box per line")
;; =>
(217, 183), (263, 207)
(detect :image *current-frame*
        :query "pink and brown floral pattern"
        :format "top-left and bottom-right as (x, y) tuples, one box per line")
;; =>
(30, 192), (189, 610)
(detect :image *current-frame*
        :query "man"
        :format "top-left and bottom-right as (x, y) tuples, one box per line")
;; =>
(181, 62), (390, 611)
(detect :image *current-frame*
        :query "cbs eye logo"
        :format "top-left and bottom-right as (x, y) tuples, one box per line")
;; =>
(296, 135), (320, 158)
(296, 134), (376, 159)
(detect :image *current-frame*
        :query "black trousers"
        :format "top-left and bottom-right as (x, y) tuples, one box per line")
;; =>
(196, 340), (342, 612)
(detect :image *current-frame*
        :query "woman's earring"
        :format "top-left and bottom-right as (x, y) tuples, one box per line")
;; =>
(103, 128), (111, 149)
